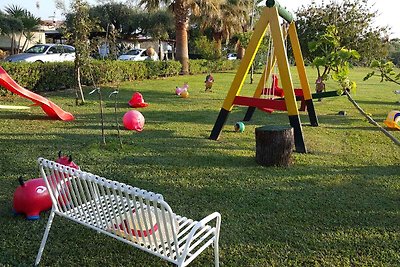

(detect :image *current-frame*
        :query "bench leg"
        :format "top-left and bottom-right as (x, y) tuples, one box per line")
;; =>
(35, 208), (56, 266)
(214, 238), (220, 267)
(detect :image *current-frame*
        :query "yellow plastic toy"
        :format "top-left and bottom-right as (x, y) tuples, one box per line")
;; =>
(384, 110), (400, 130)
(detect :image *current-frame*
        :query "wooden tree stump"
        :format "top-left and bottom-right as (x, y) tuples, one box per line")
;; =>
(255, 125), (294, 167)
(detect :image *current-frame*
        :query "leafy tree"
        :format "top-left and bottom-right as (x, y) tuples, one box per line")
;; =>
(71, 0), (92, 105)
(139, 0), (223, 74)
(295, 0), (389, 65)
(193, 36), (219, 60)
(309, 25), (359, 95)
(145, 10), (175, 58)
(88, 4), (174, 57)
(90, 3), (130, 31)
(235, 31), (252, 59)
(234, 30), (269, 61)
(387, 38), (400, 66)
(89, 3), (134, 40)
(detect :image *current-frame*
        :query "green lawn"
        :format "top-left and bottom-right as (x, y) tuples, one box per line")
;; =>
(0, 66), (399, 266)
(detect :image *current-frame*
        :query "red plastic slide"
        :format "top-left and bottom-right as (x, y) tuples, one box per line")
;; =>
(0, 66), (74, 121)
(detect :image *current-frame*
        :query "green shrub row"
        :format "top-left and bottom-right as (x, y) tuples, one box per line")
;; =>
(189, 59), (239, 74)
(0, 59), (239, 92)
(0, 62), (75, 92)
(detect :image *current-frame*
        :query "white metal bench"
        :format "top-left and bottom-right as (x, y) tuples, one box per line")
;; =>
(35, 157), (221, 267)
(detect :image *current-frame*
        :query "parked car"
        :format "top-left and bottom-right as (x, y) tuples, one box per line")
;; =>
(4, 44), (75, 63)
(227, 53), (237, 60)
(118, 48), (158, 61)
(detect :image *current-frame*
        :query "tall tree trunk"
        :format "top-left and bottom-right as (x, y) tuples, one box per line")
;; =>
(213, 31), (222, 58)
(17, 32), (23, 53)
(22, 38), (28, 52)
(75, 66), (85, 105)
(10, 34), (15, 55)
(174, 0), (190, 75)
(22, 33), (31, 52)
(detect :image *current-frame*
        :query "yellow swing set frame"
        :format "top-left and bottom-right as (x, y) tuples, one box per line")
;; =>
(209, 0), (318, 153)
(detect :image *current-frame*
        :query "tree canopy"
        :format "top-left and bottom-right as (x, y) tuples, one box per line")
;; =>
(295, 0), (389, 65)
(1, 6), (40, 53)
(0, 11), (23, 36)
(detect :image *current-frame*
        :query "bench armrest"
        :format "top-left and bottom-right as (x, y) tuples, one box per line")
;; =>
(197, 212), (221, 229)
(180, 212), (221, 260)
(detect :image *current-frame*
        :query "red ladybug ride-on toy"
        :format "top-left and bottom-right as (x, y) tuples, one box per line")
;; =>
(12, 152), (79, 220)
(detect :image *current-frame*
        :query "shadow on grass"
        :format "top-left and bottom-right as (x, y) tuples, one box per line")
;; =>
(103, 87), (224, 107)
(0, 113), (54, 121)
(353, 99), (398, 106)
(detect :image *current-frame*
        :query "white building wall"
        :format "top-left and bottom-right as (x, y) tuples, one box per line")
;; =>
(0, 31), (46, 52)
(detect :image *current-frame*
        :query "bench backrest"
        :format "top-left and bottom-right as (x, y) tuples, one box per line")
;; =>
(38, 157), (181, 262)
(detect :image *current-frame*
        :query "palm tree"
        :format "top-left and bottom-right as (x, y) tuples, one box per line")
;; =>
(196, 0), (250, 58)
(4, 5), (26, 54)
(139, 0), (223, 74)
(0, 11), (23, 42)
(20, 11), (41, 51)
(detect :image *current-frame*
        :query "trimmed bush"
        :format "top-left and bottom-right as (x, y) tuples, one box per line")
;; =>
(0, 59), (238, 92)
(0, 60), (181, 92)
(0, 62), (75, 92)
(189, 59), (240, 74)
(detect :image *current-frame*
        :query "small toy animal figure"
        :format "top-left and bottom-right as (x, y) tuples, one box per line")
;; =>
(205, 74), (214, 92)
(13, 177), (52, 220)
(56, 151), (80, 170)
(12, 152), (80, 220)
(315, 76), (326, 101)
(175, 82), (189, 95)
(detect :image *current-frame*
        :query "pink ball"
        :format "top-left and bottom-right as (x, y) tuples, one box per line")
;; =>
(123, 110), (145, 131)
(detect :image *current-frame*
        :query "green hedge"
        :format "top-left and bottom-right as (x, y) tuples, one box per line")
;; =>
(189, 59), (240, 74)
(0, 62), (75, 92)
(0, 59), (238, 92)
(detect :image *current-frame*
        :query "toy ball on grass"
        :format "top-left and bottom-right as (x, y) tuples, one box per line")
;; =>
(180, 91), (189, 98)
(123, 110), (145, 132)
(234, 122), (245, 133)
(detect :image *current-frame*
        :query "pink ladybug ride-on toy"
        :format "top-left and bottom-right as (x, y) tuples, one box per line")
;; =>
(13, 176), (52, 220)
(12, 152), (79, 220)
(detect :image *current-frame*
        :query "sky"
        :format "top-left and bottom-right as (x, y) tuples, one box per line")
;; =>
(1, 0), (400, 38)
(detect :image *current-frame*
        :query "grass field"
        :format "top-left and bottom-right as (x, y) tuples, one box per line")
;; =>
(0, 66), (399, 266)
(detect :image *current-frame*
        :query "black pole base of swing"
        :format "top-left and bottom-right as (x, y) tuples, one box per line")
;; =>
(311, 90), (341, 99)
(305, 99), (319, 126)
(243, 107), (256, 121)
(209, 108), (230, 140)
(288, 115), (307, 153)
